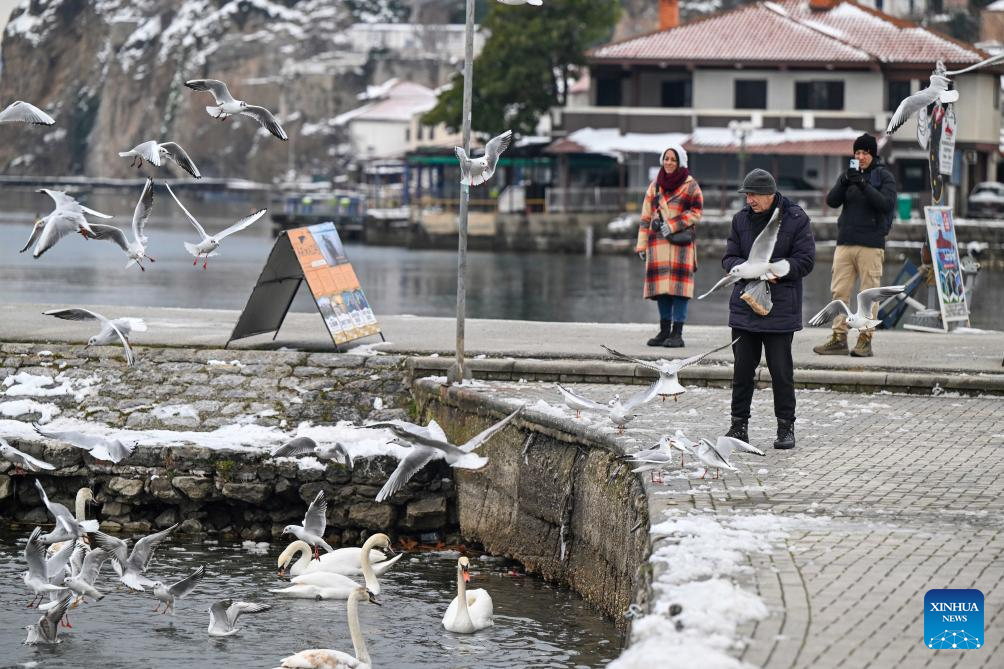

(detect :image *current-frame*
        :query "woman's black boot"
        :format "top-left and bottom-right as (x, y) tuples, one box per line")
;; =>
(647, 319), (672, 347)
(664, 322), (685, 348)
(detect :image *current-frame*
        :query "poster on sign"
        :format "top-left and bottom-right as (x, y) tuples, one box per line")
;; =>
(938, 104), (957, 176)
(288, 222), (380, 345)
(923, 206), (969, 329)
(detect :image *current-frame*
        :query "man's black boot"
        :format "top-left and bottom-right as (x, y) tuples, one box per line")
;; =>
(774, 419), (795, 450)
(664, 321), (685, 348)
(647, 319), (672, 347)
(725, 416), (748, 443)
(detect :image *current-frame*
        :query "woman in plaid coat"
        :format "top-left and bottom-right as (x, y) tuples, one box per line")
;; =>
(634, 144), (704, 347)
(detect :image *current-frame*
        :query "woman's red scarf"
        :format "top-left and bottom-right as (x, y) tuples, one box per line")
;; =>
(656, 166), (689, 195)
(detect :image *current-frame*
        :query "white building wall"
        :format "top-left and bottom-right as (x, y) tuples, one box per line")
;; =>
(349, 119), (408, 159)
(693, 69), (884, 112)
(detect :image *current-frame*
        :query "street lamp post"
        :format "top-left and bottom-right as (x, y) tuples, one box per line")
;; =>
(729, 119), (756, 188)
(447, 0), (476, 384)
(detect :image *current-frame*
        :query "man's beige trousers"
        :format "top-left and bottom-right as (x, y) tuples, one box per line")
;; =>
(830, 245), (885, 335)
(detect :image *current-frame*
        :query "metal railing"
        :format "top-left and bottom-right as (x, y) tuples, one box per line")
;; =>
(544, 186), (828, 215)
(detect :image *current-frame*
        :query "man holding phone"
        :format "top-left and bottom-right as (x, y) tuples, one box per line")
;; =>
(814, 133), (897, 357)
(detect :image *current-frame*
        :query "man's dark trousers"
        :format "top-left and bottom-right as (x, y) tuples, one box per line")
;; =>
(731, 328), (796, 421)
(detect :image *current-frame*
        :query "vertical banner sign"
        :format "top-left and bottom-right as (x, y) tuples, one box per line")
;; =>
(928, 102), (945, 204)
(287, 222), (380, 345)
(923, 207), (969, 328)
(939, 104), (957, 177)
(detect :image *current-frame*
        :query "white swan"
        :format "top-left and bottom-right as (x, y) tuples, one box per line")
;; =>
(271, 533), (389, 599)
(442, 556), (493, 633)
(46, 487), (96, 556)
(277, 540), (403, 578)
(273, 586), (377, 669)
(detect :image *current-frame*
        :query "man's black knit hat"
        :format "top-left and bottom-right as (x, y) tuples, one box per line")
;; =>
(737, 168), (777, 195)
(853, 133), (878, 157)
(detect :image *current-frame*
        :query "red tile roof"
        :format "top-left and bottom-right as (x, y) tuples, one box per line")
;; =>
(589, 0), (985, 68)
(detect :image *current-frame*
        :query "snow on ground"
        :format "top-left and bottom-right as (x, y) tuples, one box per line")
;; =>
(0, 401), (60, 423)
(2, 372), (101, 403)
(611, 510), (829, 669)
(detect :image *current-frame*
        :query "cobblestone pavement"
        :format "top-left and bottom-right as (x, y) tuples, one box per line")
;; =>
(464, 379), (1004, 669)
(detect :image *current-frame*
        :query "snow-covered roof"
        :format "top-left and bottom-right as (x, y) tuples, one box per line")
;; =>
(334, 80), (438, 125)
(546, 128), (690, 156)
(589, 0), (986, 68)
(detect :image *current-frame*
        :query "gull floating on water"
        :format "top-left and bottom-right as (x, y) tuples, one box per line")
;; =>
(695, 436), (764, 479)
(0, 439), (55, 473)
(164, 182), (266, 269)
(87, 177), (157, 270)
(23, 593), (72, 645)
(42, 307), (145, 366)
(555, 381), (659, 431)
(283, 490), (335, 558)
(699, 207), (788, 300)
(601, 338), (738, 400)
(34, 422), (135, 463)
(92, 523), (179, 590)
(208, 599), (272, 637)
(152, 565), (206, 614)
(185, 78), (288, 141)
(365, 405), (523, 502)
(808, 285), (906, 332)
(119, 140), (202, 178)
(21, 189), (113, 259)
(35, 479), (100, 544)
(271, 437), (352, 468)
(455, 129), (512, 186)
(0, 100), (55, 125)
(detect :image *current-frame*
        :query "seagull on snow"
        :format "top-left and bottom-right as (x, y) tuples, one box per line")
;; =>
(185, 78), (288, 141)
(695, 436), (764, 479)
(455, 129), (512, 186)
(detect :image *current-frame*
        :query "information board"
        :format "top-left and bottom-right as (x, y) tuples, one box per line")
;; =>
(923, 206), (969, 328)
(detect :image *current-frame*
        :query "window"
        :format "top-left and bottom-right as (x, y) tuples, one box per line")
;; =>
(886, 80), (912, 112)
(735, 79), (767, 110)
(661, 79), (692, 108)
(596, 77), (622, 106)
(795, 81), (844, 110)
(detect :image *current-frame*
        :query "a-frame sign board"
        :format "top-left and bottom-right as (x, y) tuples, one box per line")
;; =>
(227, 222), (382, 349)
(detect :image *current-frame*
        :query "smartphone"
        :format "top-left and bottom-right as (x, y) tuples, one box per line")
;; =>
(849, 158), (860, 171)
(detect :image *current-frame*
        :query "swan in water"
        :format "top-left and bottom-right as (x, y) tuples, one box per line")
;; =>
(277, 539), (403, 578)
(442, 556), (494, 633)
(274, 586), (378, 669)
(271, 533), (389, 599)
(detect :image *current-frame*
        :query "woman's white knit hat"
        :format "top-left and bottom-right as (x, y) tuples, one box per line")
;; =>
(662, 143), (688, 169)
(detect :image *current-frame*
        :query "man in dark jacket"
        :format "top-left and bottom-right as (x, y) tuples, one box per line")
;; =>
(814, 133), (897, 357)
(723, 169), (816, 450)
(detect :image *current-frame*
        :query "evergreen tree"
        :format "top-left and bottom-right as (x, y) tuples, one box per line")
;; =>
(422, 0), (621, 138)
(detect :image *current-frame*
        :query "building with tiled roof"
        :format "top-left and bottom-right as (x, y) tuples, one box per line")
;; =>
(551, 0), (1001, 212)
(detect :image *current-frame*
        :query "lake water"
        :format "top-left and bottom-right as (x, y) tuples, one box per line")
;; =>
(2, 186), (1001, 330)
(0, 535), (621, 668)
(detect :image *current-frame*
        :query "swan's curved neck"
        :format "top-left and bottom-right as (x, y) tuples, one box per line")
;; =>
(75, 488), (92, 521)
(347, 591), (370, 665)
(279, 541), (313, 573)
(359, 537), (380, 593)
(455, 564), (473, 629)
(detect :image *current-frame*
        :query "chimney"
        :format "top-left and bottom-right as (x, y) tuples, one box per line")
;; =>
(808, 0), (840, 11)
(659, 0), (679, 30)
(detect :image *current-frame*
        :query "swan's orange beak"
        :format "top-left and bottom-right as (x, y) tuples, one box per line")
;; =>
(277, 567), (285, 578)
(462, 568), (470, 584)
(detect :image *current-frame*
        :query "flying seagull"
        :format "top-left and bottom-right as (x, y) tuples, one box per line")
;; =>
(21, 189), (113, 259)
(365, 405), (524, 502)
(185, 78), (288, 141)
(87, 177), (157, 271)
(34, 479), (100, 544)
(282, 490), (335, 559)
(601, 338), (738, 400)
(33, 423), (135, 464)
(119, 140), (202, 179)
(554, 382), (659, 432)
(0, 100), (55, 125)
(207, 600), (271, 637)
(152, 565), (206, 614)
(695, 436), (764, 480)
(164, 182), (266, 269)
(808, 285), (906, 332)
(698, 208), (788, 300)
(22, 528), (70, 607)
(42, 307), (145, 366)
(0, 439), (55, 474)
(455, 129), (512, 186)
(271, 437), (352, 468)
(63, 547), (110, 604)
(92, 523), (180, 591)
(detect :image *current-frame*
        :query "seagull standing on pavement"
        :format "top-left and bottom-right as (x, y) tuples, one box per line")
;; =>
(365, 406), (524, 502)
(42, 307), (145, 366)
(808, 285), (906, 332)
(695, 436), (765, 480)
(185, 78), (288, 140)
(698, 208), (788, 300)
(0, 100), (55, 125)
(85, 177), (157, 271)
(455, 130), (512, 186)
(555, 382), (660, 432)
(282, 490), (335, 559)
(119, 140), (202, 178)
(601, 339), (738, 401)
(164, 182), (266, 269)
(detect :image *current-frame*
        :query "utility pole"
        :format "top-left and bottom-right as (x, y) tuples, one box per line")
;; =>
(447, 0), (475, 384)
